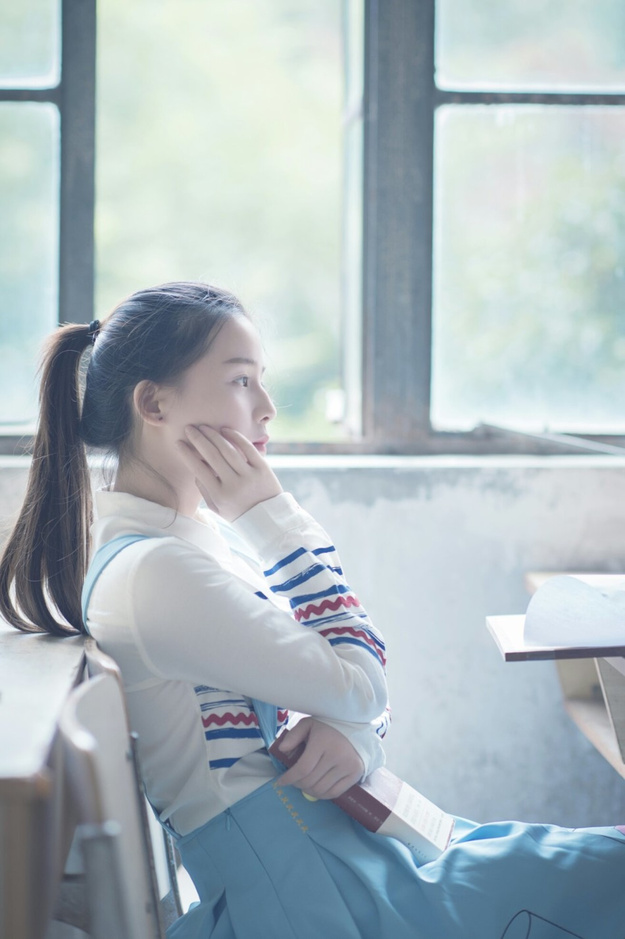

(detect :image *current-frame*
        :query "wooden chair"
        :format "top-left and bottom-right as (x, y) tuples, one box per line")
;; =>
(58, 670), (165, 939)
(0, 621), (85, 939)
(83, 639), (184, 926)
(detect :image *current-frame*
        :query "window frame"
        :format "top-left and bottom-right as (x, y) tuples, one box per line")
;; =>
(3, 0), (625, 457)
(345, 0), (625, 458)
(288, 0), (625, 457)
(0, 0), (95, 456)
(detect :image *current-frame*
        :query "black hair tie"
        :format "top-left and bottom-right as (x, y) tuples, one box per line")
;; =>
(87, 319), (100, 342)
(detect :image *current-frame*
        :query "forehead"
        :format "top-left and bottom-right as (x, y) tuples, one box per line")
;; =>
(211, 315), (262, 362)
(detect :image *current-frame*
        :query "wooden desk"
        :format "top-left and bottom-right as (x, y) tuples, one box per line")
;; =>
(0, 621), (84, 939)
(487, 573), (625, 782)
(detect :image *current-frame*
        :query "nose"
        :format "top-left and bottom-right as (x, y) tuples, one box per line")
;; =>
(256, 385), (277, 424)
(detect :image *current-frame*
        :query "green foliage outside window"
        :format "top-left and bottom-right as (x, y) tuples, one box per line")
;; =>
(96, 0), (347, 442)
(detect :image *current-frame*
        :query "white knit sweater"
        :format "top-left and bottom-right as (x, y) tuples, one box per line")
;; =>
(86, 489), (389, 835)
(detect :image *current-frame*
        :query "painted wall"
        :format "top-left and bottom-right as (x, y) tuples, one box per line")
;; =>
(2, 454), (625, 827)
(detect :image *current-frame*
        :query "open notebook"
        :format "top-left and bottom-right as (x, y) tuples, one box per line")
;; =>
(487, 574), (625, 661)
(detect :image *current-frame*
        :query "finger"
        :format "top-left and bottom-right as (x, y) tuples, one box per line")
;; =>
(176, 441), (224, 512)
(199, 425), (250, 469)
(301, 760), (361, 798)
(184, 426), (242, 479)
(277, 761), (321, 788)
(316, 771), (360, 800)
(176, 439), (220, 480)
(275, 719), (311, 754)
(279, 762), (324, 790)
(289, 768), (334, 795)
(280, 749), (364, 797)
(220, 427), (265, 466)
(276, 749), (323, 788)
(290, 765), (348, 799)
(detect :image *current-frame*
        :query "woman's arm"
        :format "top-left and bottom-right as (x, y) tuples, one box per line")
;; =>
(127, 536), (388, 723)
(232, 492), (387, 692)
(178, 425), (386, 688)
(123, 425), (387, 743)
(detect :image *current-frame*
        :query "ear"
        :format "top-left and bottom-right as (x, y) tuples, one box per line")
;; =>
(132, 380), (172, 426)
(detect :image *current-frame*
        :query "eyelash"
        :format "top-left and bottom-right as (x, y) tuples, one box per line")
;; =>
(234, 376), (268, 390)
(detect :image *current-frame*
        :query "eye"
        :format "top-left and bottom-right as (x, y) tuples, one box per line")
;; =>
(234, 376), (249, 387)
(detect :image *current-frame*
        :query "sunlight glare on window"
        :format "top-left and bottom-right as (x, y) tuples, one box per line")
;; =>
(0, 104), (59, 426)
(0, 0), (60, 89)
(432, 105), (625, 434)
(96, 0), (357, 442)
(436, 0), (625, 92)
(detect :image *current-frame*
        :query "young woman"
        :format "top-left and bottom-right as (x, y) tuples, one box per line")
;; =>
(2, 281), (624, 939)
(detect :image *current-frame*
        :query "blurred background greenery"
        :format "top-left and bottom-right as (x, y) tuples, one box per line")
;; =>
(432, 105), (625, 432)
(433, 0), (625, 432)
(96, 0), (347, 442)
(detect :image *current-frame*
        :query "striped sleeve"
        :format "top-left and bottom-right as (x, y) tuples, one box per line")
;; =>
(232, 493), (387, 675)
(262, 544), (386, 670)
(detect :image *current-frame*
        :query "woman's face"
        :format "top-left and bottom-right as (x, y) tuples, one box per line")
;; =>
(162, 315), (277, 455)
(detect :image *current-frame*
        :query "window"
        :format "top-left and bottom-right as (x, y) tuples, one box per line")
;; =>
(431, 0), (625, 446)
(358, 0), (625, 455)
(0, 0), (61, 430)
(3, 0), (625, 455)
(0, 0), (95, 447)
(96, 0), (352, 445)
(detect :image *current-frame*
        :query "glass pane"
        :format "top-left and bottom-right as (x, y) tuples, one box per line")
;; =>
(0, 0), (60, 88)
(0, 104), (59, 426)
(432, 106), (625, 434)
(96, 0), (350, 442)
(436, 0), (625, 91)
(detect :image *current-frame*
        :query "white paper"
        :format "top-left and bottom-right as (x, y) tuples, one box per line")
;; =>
(377, 781), (454, 861)
(524, 575), (625, 647)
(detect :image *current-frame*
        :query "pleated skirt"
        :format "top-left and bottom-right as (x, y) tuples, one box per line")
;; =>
(166, 780), (625, 939)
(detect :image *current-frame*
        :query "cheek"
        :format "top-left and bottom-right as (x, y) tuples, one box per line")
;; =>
(170, 386), (219, 424)
(174, 389), (244, 432)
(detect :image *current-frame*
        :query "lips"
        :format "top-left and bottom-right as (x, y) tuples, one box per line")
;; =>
(253, 435), (269, 453)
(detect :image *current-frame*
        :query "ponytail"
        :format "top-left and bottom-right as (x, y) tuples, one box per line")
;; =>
(0, 323), (95, 635)
(0, 282), (246, 635)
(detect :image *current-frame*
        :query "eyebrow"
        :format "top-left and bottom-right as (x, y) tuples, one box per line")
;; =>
(222, 356), (267, 373)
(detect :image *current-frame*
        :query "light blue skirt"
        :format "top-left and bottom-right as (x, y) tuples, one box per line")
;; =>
(166, 780), (625, 939)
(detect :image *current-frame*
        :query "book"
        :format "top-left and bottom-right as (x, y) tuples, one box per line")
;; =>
(269, 736), (455, 864)
(487, 574), (625, 662)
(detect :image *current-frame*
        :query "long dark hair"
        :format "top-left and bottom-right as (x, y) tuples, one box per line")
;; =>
(0, 282), (246, 635)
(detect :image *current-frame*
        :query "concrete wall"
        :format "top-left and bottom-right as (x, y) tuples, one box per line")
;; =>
(2, 454), (625, 827)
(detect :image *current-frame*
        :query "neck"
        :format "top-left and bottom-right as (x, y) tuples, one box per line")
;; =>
(114, 446), (201, 518)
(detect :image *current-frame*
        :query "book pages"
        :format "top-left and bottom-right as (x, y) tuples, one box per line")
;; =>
(524, 575), (625, 647)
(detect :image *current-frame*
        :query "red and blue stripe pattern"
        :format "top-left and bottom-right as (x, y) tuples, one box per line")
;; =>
(193, 535), (384, 773)
(374, 705), (392, 739)
(263, 544), (386, 669)
(195, 685), (288, 770)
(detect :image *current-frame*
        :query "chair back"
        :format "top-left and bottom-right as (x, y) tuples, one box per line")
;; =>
(84, 637), (123, 686)
(59, 671), (164, 939)
(83, 638), (184, 923)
